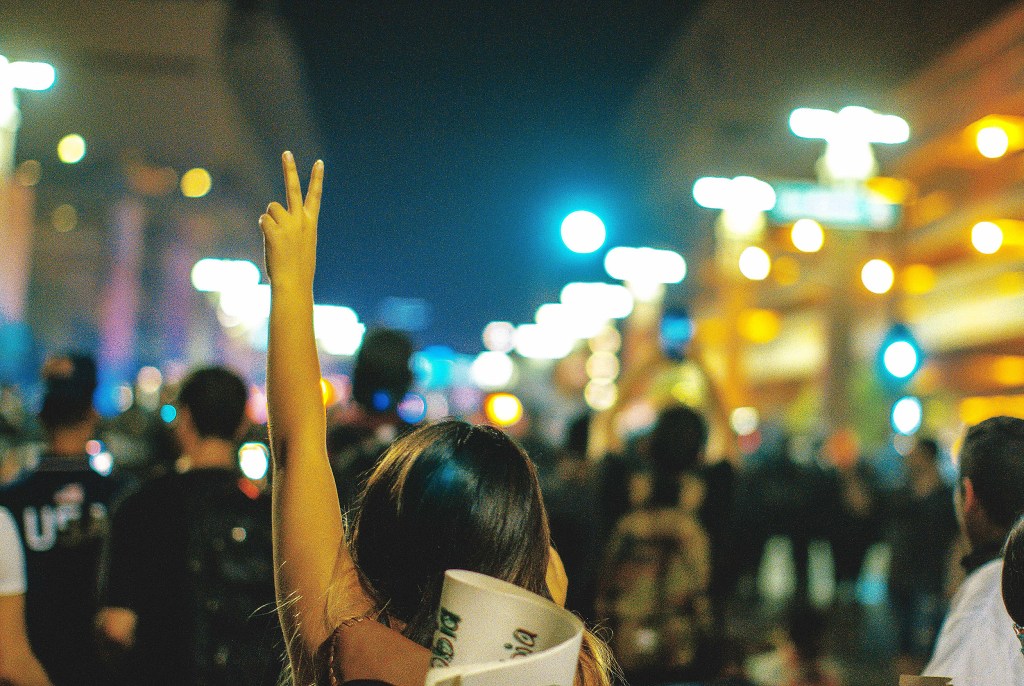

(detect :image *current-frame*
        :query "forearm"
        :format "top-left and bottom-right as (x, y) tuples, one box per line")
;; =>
(269, 283), (345, 658)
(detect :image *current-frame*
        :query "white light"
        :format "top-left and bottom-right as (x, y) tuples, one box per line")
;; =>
(693, 176), (776, 211)
(971, 221), (1003, 254)
(536, 303), (606, 340)
(239, 442), (270, 480)
(790, 106), (909, 144)
(861, 259), (895, 294)
(9, 61), (56, 91)
(314, 305), (365, 356)
(977, 126), (1010, 159)
(560, 282), (633, 319)
(90, 451), (114, 476)
(560, 210), (606, 254)
(219, 283), (271, 327)
(891, 396), (923, 435)
(136, 366), (163, 394)
(791, 218), (825, 253)
(790, 108), (837, 140)
(470, 351), (515, 389)
(738, 246), (771, 281)
(730, 407), (759, 436)
(482, 321), (515, 353)
(190, 258), (261, 293)
(604, 247), (687, 284)
(884, 341), (918, 379)
(513, 323), (575, 360)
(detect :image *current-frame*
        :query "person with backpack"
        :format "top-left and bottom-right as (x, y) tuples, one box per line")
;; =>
(96, 367), (282, 686)
(595, 404), (715, 684)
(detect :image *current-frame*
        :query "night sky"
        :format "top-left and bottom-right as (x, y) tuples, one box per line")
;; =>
(279, 3), (698, 352)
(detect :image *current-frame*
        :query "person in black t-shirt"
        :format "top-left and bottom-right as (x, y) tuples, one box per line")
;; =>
(97, 366), (282, 686)
(0, 354), (126, 686)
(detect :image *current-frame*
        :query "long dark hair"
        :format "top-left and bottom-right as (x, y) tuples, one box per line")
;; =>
(350, 420), (552, 645)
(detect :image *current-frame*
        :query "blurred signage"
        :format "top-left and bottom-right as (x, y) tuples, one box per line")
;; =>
(768, 180), (900, 230)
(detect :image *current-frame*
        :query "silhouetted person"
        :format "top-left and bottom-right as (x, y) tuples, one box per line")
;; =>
(0, 354), (125, 686)
(886, 438), (958, 668)
(97, 367), (281, 686)
(328, 328), (414, 513)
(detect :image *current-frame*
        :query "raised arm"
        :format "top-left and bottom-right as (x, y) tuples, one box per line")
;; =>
(262, 153), (371, 679)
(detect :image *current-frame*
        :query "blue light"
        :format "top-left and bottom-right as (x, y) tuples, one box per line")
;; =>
(160, 404), (177, 423)
(372, 391), (392, 412)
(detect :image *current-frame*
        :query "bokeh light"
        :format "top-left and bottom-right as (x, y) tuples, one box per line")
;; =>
(482, 321), (515, 353)
(15, 160), (42, 186)
(738, 246), (771, 281)
(791, 219), (824, 253)
(470, 351), (515, 389)
(730, 407), (759, 436)
(976, 125), (1010, 158)
(51, 204), (77, 232)
(560, 210), (606, 254)
(738, 309), (781, 343)
(397, 393), (428, 424)
(181, 167), (213, 198)
(485, 393), (523, 426)
(584, 379), (618, 411)
(971, 221), (1003, 254)
(883, 341), (919, 379)
(238, 442), (270, 480)
(901, 264), (936, 294)
(57, 134), (86, 164)
(891, 396), (923, 435)
(861, 259), (895, 294)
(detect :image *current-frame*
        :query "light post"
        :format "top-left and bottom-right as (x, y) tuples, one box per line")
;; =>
(0, 55), (54, 362)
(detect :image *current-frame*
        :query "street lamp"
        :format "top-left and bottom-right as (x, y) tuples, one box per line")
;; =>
(1, 55), (56, 176)
(789, 105), (909, 184)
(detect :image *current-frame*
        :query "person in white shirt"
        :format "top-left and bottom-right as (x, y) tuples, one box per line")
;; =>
(923, 416), (1024, 685)
(1002, 515), (1024, 657)
(0, 504), (52, 686)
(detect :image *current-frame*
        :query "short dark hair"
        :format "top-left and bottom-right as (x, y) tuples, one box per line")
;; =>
(1003, 516), (1024, 624)
(959, 416), (1024, 531)
(38, 353), (97, 430)
(915, 437), (939, 462)
(177, 367), (248, 441)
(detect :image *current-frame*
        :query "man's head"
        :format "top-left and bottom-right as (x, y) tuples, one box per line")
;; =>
(352, 328), (414, 415)
(648, 404), (708, 507)
(175, 367), (248, 443)
(38, 353), (98, 438)
(957, 416), (1024, 549)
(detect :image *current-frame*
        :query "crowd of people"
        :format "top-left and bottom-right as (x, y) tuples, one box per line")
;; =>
(1, 153), (1023, 686)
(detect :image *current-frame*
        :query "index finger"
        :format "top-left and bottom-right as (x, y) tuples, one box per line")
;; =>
(282, 151), (303, 212)
(305, 160), (324, 216)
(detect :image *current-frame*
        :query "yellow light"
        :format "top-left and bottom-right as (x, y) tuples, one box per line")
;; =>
(320, 378), (335, 406)
(57, 134), (86, 164)
(901, 264), (936, 295)
(977, 125), (1010, 158)
(51, 204), (77, 232)
(959, 395), (1024, 425)
(971, 221), (1003, 254)
(865, 177), (910, 204)
(861, 259), (894, 294)
(772, 256), (800, 286)
(181, 167), (213, 198)
(791, 219), (824, 253)
(584, 380), (618, 411)
(992, 356), (1024, 387)
(738, 246), (771, 281)
(485, 393), (523, 427)
(998, 271), (1024, 295)
(738, 308), (781, 343)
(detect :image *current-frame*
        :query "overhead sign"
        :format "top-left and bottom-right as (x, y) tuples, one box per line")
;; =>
(768, 180), (900, 230)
